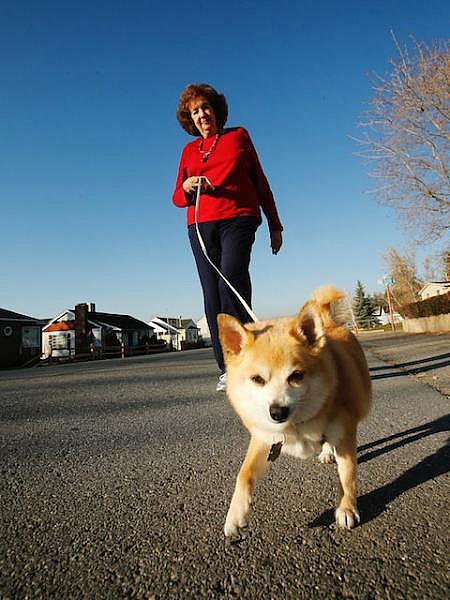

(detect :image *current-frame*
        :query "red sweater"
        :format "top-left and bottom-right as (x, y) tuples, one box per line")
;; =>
(172, 127), (283, 231)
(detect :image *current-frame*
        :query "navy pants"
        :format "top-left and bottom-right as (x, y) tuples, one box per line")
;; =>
(188, 217), (258, 372)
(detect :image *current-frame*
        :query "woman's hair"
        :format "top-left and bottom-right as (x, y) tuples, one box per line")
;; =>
(176, 83), (228, 136)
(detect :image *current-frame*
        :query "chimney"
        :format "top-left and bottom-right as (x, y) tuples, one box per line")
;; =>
(74, 303), (89, 355)
(88, 302), (96, 313)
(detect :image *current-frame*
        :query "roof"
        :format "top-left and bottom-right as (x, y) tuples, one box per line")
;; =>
(155, 317), (198, 330)
(0, 308), (41, 322)
(89, 311), (152, 330)
(149, 317), (180, 333)
(43, 307), (155, 333)
(420, 281), (450, 287)
(44, 321), (76, 332)
(180, 319), (198, 329)
(419, 281), (450, 293)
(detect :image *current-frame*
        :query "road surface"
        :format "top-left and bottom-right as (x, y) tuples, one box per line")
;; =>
(0, 332), (449, 598)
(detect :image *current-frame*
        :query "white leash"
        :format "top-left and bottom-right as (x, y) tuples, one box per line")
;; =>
(194, 176), (259, 322)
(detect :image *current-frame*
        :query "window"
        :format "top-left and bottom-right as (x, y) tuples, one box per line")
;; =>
(22, 326), (40, 348)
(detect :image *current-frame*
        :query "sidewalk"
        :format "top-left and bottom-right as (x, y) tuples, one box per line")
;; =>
(358, 330), (450, 396)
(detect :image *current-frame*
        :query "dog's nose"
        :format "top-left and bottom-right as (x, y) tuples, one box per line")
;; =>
(269, 405), (290, 422)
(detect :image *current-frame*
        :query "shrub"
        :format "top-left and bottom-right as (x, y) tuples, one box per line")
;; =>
(399, 292), (450, 318)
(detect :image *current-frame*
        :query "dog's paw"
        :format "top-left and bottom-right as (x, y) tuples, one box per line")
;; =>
(224, 504), (250, 537)
(335, 506), (360, 529)
(224, 492), (251, 538)
(224, 515), (248, 539)
(318, 442), (335, 464)
(318, 449), (335, 464)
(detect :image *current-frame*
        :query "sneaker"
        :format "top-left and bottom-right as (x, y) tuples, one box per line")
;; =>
(216, 372), (227, 392)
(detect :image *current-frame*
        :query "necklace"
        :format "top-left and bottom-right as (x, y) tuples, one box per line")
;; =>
(198, 133), (220, 163)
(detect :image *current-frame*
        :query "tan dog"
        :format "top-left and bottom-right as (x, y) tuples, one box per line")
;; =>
(218, 286), (371, 538)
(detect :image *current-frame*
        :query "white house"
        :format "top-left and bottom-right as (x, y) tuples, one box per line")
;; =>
(196, 316), (211, 346)
(374, 305), (404, 326)
(148, 318), (182, 350)
(148, 317), (200, 350)
(42, 303), (155, 359)
(419, 281), (450, 301)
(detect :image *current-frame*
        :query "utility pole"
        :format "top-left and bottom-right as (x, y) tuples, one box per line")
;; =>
(379, 274), (396, 332)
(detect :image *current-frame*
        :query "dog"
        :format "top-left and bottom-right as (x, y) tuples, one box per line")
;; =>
(217, 286), (371, 538)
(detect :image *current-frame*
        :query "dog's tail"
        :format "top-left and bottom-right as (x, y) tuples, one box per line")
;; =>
(311, 285), (354, 329)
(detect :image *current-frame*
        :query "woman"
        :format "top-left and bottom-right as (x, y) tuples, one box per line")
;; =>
(172, 83), (283, 391)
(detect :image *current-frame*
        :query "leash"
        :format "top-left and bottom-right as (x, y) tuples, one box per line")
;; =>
(194, 176), (259, 323)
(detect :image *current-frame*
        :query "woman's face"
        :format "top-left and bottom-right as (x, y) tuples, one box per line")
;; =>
(189, 96), (218, 138)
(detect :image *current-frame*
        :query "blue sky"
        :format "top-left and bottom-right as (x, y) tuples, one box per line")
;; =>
(1, 0), (448, 321)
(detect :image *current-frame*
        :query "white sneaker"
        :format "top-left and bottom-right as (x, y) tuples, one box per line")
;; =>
(216, 372), (227, 392)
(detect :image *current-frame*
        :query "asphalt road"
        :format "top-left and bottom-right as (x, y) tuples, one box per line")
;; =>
(0, 332), (449, 599)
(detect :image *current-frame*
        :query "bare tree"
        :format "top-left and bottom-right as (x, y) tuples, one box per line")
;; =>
(443, 250), (450, 279)
(422, 251), (449, 281)
(355, 33), (450, 244)
(384, 245), (422, 307)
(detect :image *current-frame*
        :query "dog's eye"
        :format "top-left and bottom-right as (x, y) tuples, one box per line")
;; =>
(288, 370), (304, 386)
(250, 374), (266, 386)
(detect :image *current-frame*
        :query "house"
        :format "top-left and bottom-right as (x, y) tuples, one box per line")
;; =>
(148, 318), (182, 350)
(42, 302), (156, 360)
(374, 305), (404, 326)
(0, 308), (46, 368)
(178, 318), (201, 349)
(196, 316), (212, 346)
(418, 281), (450, 301)
(148, 317), (201, 350)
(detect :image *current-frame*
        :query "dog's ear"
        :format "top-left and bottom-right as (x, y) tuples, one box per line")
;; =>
(290, 304), (325, 349)
(217, 314), (253, 357)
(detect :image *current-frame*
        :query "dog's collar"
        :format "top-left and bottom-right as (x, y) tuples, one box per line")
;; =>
(267, 433), (287, 462)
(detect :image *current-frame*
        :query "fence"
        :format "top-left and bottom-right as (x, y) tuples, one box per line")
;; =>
(402, 314), (450, 334)
(46, 341), (168, 363)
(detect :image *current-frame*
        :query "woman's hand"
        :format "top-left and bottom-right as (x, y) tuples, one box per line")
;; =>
(182, 176), (200, 194)
(182, 176), (213, 195)
(270, 230), (283, 255)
